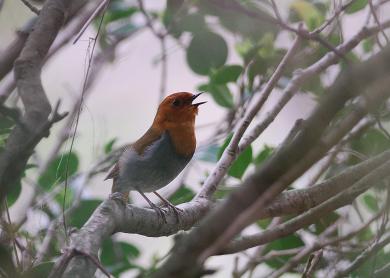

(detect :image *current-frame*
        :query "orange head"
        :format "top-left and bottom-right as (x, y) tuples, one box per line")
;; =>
(153, 92), (206, 128)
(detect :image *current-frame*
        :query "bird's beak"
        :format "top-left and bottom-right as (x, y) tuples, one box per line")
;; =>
(191, 92), (207, 107)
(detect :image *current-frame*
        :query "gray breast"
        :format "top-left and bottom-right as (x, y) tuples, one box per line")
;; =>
(117, 131), (192, 192)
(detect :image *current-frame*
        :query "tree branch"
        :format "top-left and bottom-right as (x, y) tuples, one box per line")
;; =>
(0, 18), (36, 82)
(256, 149), (390, 219)
(334, 232), (390, 277)
(152, 42), (390, 277)
(197, 35), (301, 199)
(222, 157), (390, 255)
(0, 0), (92, 203)
(52, 198), (210, 277)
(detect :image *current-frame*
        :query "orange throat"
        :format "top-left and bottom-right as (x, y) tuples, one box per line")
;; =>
(163, 121), (196, 157)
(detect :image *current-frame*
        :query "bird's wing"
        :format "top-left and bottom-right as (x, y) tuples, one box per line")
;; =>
(104, 127), (163, 180)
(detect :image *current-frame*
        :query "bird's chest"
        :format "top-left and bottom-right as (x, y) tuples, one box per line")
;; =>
(118, 132), (192, 192)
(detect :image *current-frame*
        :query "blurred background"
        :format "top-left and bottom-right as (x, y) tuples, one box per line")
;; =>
(1, 0), (390, 277)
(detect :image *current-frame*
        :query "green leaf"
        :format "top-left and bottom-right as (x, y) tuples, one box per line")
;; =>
(351, 250), (390, 277)
(363, 193), (379, 213)
(264, 234), (304, 269)
(198, 1), (277, 39)
(362, 38), (374, 53)
(350, 128), (390, 165)
(357, 226), (373, 241)
(5, 162), (34, 206)
(214, 187), (234, 199)
(218, 134), (253, 179)
(169, 186), (195, 205)
(100, 239), (140, 275)
(104, 138), (117, 154)
(256, 218), (272, 229)
(346, 0), (368, 14)
(211, 65), (243, 84)
(55, 187), (74, 208)
(162, 0), (184, 29)
(187, 31), (228, 75)
(195, 144), (219, 162)
(207, 84), (234, 108)
(177, 13), (206, 34)
(38, 152), (79, 190)
(105, 5), (138, 23)
(311, 211), (340, 235)
(0, 245), (16, 277)
(68, 199), (101, 228)
(109, 23), (137, 37)
(229, 146), (252, 179)
(6, 181), (21, 207)
(253, 145), (274, 166)
(21, 262), (54, 278)
(289, 0), (324, 30)
(101, 239), (140, 265)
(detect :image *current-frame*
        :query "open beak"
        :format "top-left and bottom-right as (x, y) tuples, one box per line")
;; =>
(191, 92), (207, 107)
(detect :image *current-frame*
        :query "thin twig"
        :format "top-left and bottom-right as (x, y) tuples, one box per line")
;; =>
(137, 0), (168, 103)
(197, 35), (301, 199)
(48, 248), (110, 278)
(334, 232), (390, 277)
(314, 0), (354, 34)
(368, 0), (389, 49)
(63, 0), (109, 242)
(19, 0), (40, 15)
(302, 250), (323, 278)
(4, 200), (20, 269)
(159, 37), (167, 102)
(137, 0), (163, 38)
(73, 0), (109, 44)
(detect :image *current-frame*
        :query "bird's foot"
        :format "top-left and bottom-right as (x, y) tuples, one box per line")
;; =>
(149, 202), (167, 223)
(153, 191), (183, 222)
(109, 192), (128, 206)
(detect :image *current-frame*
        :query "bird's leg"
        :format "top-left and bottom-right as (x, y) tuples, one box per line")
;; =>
(153, 191), (183, 221)
(109, 191), (129, 206)
(136, 189), (167, 223)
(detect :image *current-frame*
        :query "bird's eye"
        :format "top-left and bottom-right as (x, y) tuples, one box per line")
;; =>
(172, 99), (181, 107)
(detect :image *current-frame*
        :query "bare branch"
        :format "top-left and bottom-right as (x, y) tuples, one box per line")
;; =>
(256, 149), (390, 219)
(0, 18), (35, 82)
(197, 35), (301, 199)
(302, 250), (323, 278)
(334, 232), (390, 277)
(72, 0), (110, 44)
(222, 158), (390, 255)
(0, 0), (74, 203)
(53, 198), (210, 277)
(19, 0), (40, 15)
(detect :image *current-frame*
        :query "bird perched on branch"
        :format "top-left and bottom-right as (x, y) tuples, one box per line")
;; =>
(105, 92), (206, 221)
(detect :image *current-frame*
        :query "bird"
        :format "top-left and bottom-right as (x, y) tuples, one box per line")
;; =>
(105, 92), (206, 221)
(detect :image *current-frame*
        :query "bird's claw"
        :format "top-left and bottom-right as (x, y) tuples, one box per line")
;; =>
(164, 203), (183, 222)
(153, 192), (183, 223)
(150, 203), (167, 223)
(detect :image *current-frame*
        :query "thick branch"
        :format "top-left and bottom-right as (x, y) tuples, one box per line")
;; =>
(257, 149), (390, 219)
(0, 0), (73, 202)
(54, 198), (210, 277)
(0, 18), (36, 81)
(222, 158), (390, 254)
(0, 0), (94, 103)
